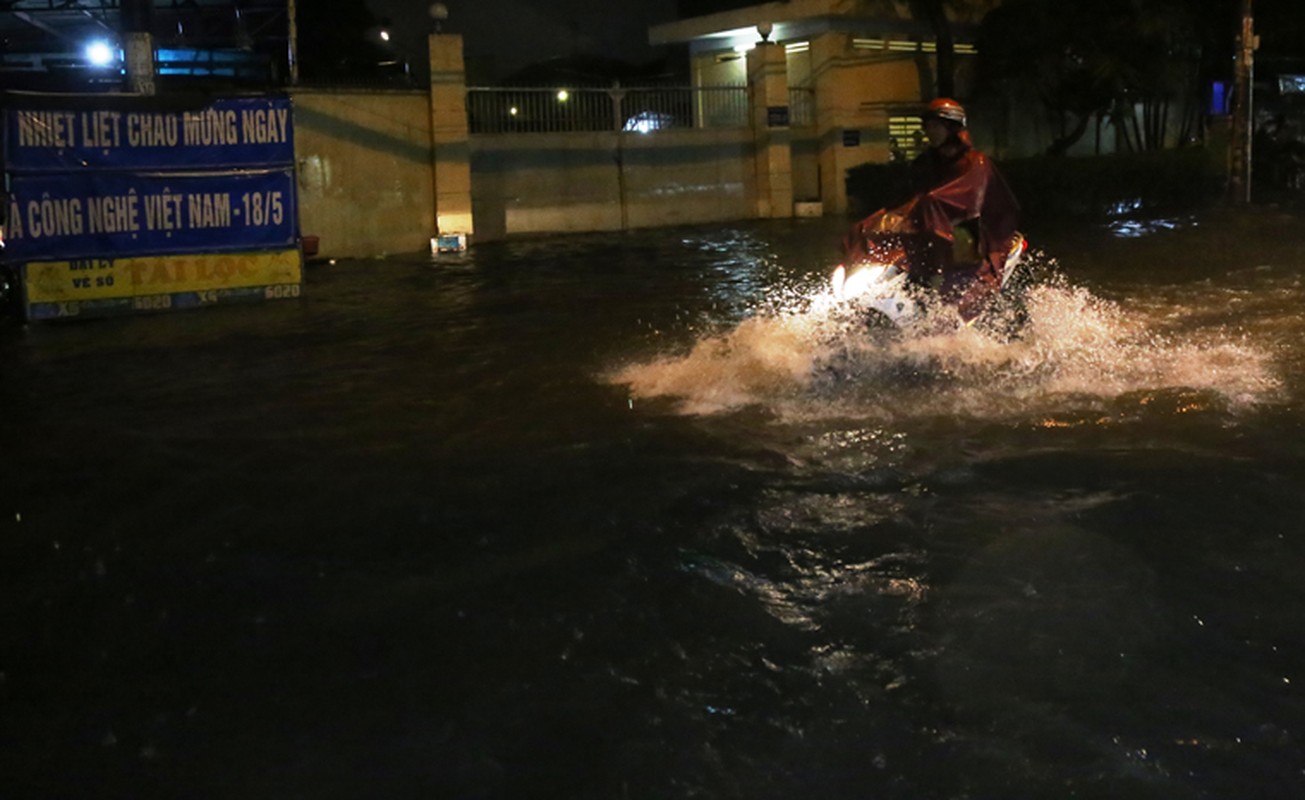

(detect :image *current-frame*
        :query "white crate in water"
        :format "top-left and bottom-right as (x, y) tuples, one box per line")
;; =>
(431, 234), (468, 253)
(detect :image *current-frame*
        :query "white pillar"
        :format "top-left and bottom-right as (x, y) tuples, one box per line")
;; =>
(747, 39), (793, 218)
(429, 33), (475, 238)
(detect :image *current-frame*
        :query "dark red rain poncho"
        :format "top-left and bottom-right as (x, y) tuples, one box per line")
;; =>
(843, 131), (1021, 320)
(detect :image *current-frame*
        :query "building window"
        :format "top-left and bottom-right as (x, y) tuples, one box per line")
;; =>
(852, 38), (977, 55)
(889, 115), (926, 160)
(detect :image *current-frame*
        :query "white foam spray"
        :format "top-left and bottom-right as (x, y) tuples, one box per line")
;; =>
(610, 257), (1282, 421)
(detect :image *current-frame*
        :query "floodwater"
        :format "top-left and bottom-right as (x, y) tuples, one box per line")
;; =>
(3, 209), (1305, 799)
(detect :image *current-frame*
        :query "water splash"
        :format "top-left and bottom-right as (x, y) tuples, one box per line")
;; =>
(611, 264), (1282, 421)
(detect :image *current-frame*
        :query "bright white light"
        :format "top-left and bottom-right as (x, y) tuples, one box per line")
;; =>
(556, 90), (569, 102)
(840, 265), (889, 299)
(508, 106), (519, 116)
(379, 30), (391, 42)
(623, 111), (671, 134)
(85, 40), (115, 67)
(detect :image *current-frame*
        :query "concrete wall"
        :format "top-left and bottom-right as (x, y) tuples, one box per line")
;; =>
(625, 128), (756, 229)
(291, 89), (435, 258)
(791, 127), (822, 201)
(469, 128), (756, 241)
(290, 89), (764, 253)
(289, 34), (790, 256)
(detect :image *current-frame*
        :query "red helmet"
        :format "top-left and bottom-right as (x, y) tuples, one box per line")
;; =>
(923, 97), (967, 127)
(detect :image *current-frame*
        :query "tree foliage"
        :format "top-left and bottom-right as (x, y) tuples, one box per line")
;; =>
(857, 0), (1005, 98)
(908, 0), (956, 96)
(978, 0), (1217, 155)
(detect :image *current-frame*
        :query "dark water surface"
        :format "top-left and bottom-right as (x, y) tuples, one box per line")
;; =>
(4, 210), (1305, 799)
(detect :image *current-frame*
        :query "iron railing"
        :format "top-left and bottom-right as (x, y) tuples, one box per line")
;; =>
(467, 85), (750, 134)
(465, 84), (818, 134)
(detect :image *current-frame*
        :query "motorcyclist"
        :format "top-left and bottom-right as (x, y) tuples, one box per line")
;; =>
(842, 97), (1021, 322)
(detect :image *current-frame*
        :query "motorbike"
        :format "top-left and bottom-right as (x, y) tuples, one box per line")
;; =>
(830, 215), (1030, 334)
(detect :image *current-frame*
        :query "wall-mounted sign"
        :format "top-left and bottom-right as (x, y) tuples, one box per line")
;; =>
(4, 96), (294, 172)
(767, 106), (789, 127)
(22, 248), (302, 321)
(843, 129), (862, 147)
(2, 92), (303, 321)
(6, 168), (298, 261)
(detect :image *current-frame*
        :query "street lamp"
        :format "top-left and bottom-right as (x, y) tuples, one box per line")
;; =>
(288, 0), (299, 84)
(85, 40), (116, 67)
(429, 3), (449, 33)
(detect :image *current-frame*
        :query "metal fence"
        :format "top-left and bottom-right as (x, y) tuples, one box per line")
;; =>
(466, 85), (817, 134)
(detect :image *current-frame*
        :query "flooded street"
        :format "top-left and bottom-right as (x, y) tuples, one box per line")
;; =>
(4, 208), (1305, 798)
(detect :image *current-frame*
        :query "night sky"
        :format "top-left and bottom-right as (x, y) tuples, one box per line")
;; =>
(365, 0), (681, 81)
(362, 0), (1305, 84)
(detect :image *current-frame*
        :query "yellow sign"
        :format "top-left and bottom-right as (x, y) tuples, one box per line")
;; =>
(24, 248), (302, 303)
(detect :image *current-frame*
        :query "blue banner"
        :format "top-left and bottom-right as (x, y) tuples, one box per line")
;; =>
(5, 169), (298, 261)
(4, 96), (294, 172)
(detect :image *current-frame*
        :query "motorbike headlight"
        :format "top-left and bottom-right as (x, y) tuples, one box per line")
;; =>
(841, 264), (887, 299)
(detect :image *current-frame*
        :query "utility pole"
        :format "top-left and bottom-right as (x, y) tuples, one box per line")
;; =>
(121, 0), (155, 95)
(1229, 0), (1256, 204)
(287, 0), (299, 85)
